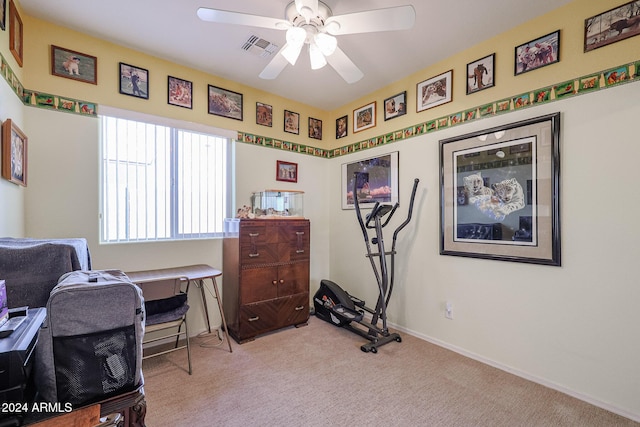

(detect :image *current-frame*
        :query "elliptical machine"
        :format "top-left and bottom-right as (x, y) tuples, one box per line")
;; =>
(314, 177), (419, 353)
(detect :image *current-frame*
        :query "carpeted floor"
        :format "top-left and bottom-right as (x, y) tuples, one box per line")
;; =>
(141, 317), (637, 426)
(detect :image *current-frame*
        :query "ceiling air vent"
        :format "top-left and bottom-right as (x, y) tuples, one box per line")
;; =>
(242, 34), (278, 57)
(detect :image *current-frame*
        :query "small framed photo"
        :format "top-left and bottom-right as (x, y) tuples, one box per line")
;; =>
(8, 0), (22, 67)
(51, 45), (98, 85)
(515, 30), (560, 76)
(336, 115), (348, 139)
(256, 102), (273, 127)
(309, 117), (322, 140)
(276, 160), (298, 183)
(417, 70), (452, 112)
(168, 76), (192, 109)
(467, 53), (495, 94)
(353, 101), (376, 133)
(119, 62), (149, 99)
(208, 85), (243, 120)
(284, 110), (300, 134)
(1, 0), (7, 31)
(383, 91), (407, 121)
(585, 1), (640, 52)
(1, 119), (27, 186)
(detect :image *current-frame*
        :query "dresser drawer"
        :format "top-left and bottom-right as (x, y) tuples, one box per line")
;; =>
(238, 300), (279, 339)
(280, 293), (309, 326)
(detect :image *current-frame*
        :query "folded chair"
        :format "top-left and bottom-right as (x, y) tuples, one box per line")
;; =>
(135, 276), (192, 375)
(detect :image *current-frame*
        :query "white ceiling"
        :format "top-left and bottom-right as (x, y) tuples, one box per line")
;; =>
(19, 0), (572, 111)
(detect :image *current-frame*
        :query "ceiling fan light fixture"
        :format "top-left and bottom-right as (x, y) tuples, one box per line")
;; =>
(282, 42), (304, 65)
(286, 26), (307, 45)
(282, 27), (306, 65)
(314, 33), (337, 56)
(309, 43), (327, 70)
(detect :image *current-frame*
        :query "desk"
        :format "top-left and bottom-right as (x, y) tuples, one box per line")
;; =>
(126, 264), (232, 353)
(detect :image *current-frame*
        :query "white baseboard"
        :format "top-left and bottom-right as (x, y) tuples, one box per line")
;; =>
(391, 323), (640, 423)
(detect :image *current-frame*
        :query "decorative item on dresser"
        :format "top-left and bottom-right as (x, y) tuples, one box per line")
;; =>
(223, 219), (310, 343)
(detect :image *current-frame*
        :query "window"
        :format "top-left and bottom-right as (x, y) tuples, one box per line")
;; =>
(99, 109), (234, 243)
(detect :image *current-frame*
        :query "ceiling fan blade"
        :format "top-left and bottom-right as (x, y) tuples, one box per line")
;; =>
(324, 5), (415, 35)
(197, 7), (289, 30)
(259, 46), (291, 80)
(326, 46), (364, 84)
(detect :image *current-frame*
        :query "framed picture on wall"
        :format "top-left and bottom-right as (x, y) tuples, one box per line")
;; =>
(585, 1), (640, 52)
(284, 110), (300, 134)
(308, 117), (322, 140)
(353, 101), (376, 133)
(514, 30), (560, 75)
(341, 151), (399, 210)
(208, 85), (243, 120)
(383, 91), (407, 121)
(417, 70), (452, 112)
(51, 45), (98, 85)
(8, 0), (22, 67)
(336, 115), (348, 139)
(119, 62), (149, 99)
(466, 53), (495, 94)
(439, 112), (561, 266)
(1, 119), (27, 186)
(1, 0), (7, 31)
(168, 76), (193, 109)
(276, 160), (298, 183)
(256, 102), (273, 127)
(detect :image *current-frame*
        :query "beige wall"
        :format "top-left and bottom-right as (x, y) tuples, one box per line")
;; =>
(1, 0), (639, 421)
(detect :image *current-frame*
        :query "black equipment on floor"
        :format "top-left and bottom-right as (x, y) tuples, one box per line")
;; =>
(314, 177), (419, 353)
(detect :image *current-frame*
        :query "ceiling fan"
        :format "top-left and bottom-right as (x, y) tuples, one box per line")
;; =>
(197, 0), (415, 84)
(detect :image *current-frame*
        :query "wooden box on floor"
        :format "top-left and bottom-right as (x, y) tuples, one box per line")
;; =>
(223, 219), (310, 343)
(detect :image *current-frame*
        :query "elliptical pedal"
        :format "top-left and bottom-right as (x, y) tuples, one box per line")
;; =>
(332, 304), (364, 322)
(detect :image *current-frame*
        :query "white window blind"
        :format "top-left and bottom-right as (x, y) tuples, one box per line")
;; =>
(99, 109), (234, 243)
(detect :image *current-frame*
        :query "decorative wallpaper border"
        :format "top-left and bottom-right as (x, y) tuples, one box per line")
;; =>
(2, 51), (637, 157)
(238, 60), (638, 160)
(1, 52), (97, 117)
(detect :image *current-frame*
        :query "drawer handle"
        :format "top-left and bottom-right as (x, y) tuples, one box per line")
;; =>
(248, 316), (260, 322)
(296, 231), (305, 236)
(249, 233), (260, 237)
(295, 306), (305, 311)
(296, 249), (305, 254)
(249, 253), (260, 258)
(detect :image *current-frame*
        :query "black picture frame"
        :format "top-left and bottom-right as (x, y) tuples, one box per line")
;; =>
(256, 102), (273, 127)
(383, 91), (407, 121)
(466, 53), (495, 94)
(336, 115), (348, 139)
(168, 76), (193, 109)
(514, 30), (560, 76)
(119, 62), (149, 99)
(208, 85), (243, 120)
(584, 1), (640, 52)
(284, 110), (300, 135)
(0, 0), (7, 31)
(439, 112), (561, 266)
(308, 117), (322, 140)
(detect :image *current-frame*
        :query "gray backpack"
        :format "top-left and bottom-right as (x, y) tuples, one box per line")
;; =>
(35, 270), (145, 405)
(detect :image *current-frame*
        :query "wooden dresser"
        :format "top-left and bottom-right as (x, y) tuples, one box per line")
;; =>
(223, 219), (310, 343)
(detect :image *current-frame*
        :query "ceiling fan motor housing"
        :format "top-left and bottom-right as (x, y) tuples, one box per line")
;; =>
(285, 0), (332, 41)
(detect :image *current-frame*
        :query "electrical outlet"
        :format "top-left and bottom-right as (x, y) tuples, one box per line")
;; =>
(445, 302), (453, 319)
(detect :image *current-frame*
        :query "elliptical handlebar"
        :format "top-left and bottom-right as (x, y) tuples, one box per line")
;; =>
(392, 178), (420, 243)
(353, 178), (368, 242)
(353, 176), (419, 242)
